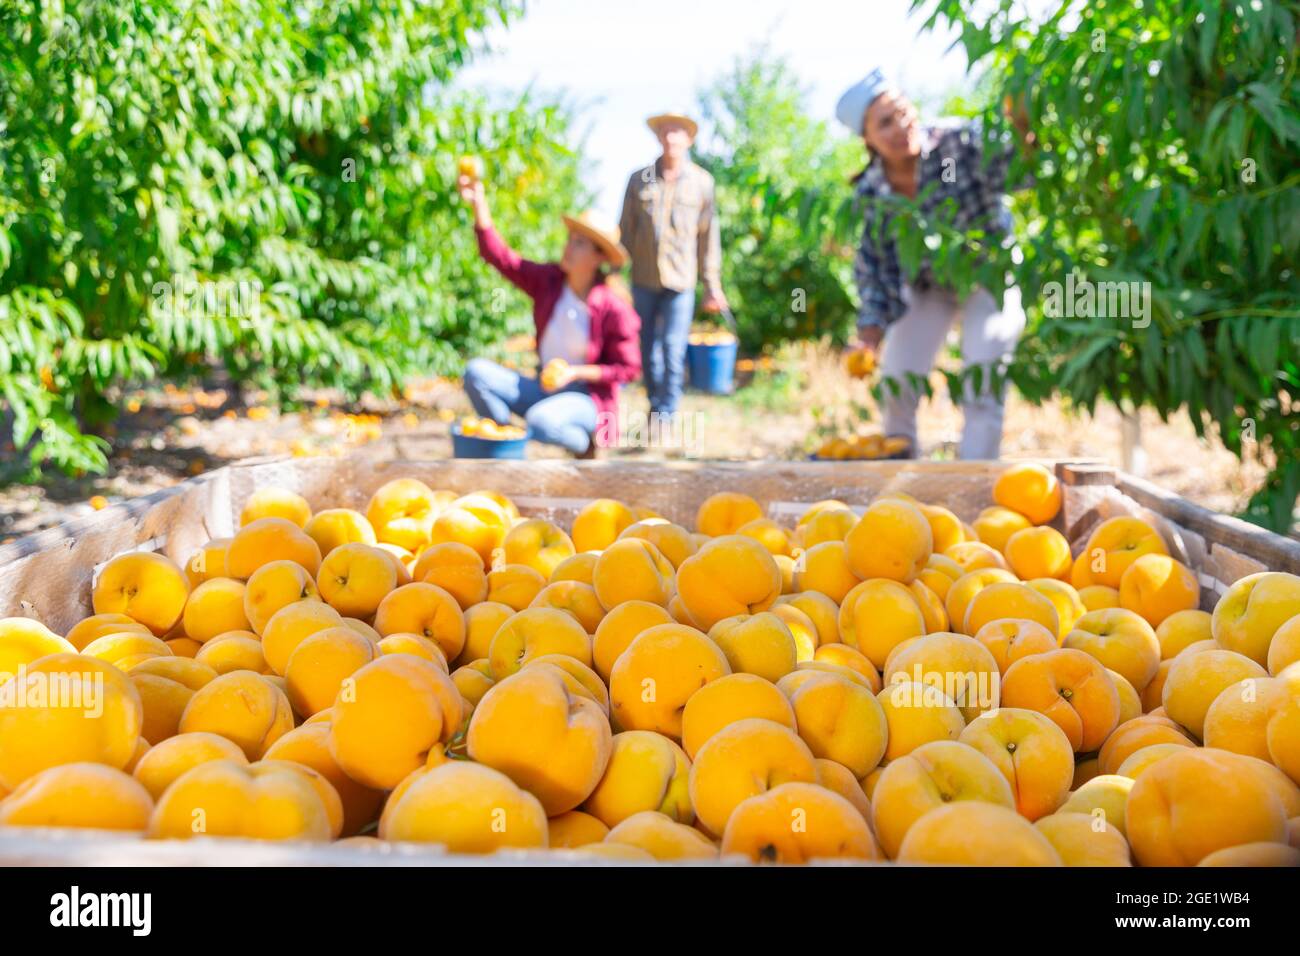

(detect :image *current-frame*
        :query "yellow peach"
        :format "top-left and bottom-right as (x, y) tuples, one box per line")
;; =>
(1119, 553), (1200, 629)
(1162, 648), (1267, 740)
(329, 654), (461, 789)
(528, 580), (606, 633)
(993, 462), (1062, 525)
(92, 551), (190, 636)
(593, 538), (675, 609)
(696, 492), (763, 538)
(1004, 526), (1072, 581)
(973, 505), (1033, 553)
(1063, 608), (1161, 692)
(585, 730), (692, 827)
(1198, 842), (1300, 867)
(227, 517), (322, 579)
(1002, 648), (1120, 752)
(591, 600), (675, 682)
(839, 579), (926, 669)
(603, 810), (717, 860)
(972, 618), (1058, 675)
(1077, 516), (1167, 589)
(1035, 812), (1131, 866)
(181, 577), (250, 643)
(877, 681), (965, 762)
(365, 478), (448, 551)
(0, 653), (142, 789)
(149, 758), (333, 841)
(884, 632), (1001, 723)
(129, 656), (218, 744)
(1026, 578), (1086, 638)
(183, 538), (232, 588)
(548, 810), (609, 848)
(1125, 748), (1289, 866)
(194, 632), (269, 675)
(1058, 773), (1135, 837)
(870, 740), (1015, 858)
(721, 782), (880, 862)
(302, 508), (376, 557)
(63, 613), (150, 652)
(795, 541), (861, 604)
(178, 671), (293, 759)
(789, 673), (888, 777)
(610, 623), (730, 739)
(1212, 572), (1300, 667)
(260, 599), (343, 676)
(572, 498), (636, 551)
(373, 582), (465, 662)
(0, 618), (76, 678)
(502, 518), (576, 578)
(460, 601), (514, 666)
(243, 560), (320, 635)
(963, 581), (1060, 637)
(1078, 584), (1120, 611)
(467, 663), (612, 814)
(0, 763), (153, 831)
(679, 672), (796, 760)
(264, 721), (385, 836)
(619, 519), (698, 568)
(488, 607), (592, 680)
(240, 487), (311, 528)
(708, 612), (798, 682)
(414, 541), (489, 608)
(284, 626), (377, 717)
(844, 498), (932, 583)
(132, 731), (249, 800)
(485, 564), (547, 612)
(688, 718), (818, 836)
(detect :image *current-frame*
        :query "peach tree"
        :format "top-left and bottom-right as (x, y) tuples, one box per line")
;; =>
(906, 0), (1300, 530)
(0, 0), (586, 478)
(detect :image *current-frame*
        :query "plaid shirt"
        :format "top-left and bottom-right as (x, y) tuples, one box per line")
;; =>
(854, 119), (1018, 331)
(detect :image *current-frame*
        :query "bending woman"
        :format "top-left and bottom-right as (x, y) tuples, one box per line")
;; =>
(458, 172), (641, 458)
(837, 68), (1032, 459)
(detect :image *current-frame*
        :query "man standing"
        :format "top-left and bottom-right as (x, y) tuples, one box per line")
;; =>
(619, 111), (726, 420)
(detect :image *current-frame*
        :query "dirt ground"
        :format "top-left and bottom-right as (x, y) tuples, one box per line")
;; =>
(0, 341), (1270, 541)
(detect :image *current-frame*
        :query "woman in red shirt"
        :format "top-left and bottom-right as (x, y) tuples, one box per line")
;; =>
(458, 174), (641, 458)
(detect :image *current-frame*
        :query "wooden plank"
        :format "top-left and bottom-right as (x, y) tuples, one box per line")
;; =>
(1117, 473), (1300, 575)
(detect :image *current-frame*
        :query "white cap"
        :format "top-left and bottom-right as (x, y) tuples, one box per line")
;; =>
(836, 68), (895, 133)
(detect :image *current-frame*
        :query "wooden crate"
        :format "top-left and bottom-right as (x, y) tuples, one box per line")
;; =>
(3, 455), (1295, 631)
(1, 454), (1296, 865)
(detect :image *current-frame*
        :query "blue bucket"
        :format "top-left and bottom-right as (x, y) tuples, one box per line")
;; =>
(687, 339), (738, 394)
(451, 425), (530, 459)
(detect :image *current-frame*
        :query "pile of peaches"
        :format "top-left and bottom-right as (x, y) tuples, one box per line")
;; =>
(1, 462), (1298, 866)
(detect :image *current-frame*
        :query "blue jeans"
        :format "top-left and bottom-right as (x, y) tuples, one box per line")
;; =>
(463, 358), (597, 454)
(633, 285), (695, 415)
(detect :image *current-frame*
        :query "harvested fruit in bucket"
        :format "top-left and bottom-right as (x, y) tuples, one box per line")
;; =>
(458, 416), (525, 441)
(814, 432), (909, 460)
(688, 330), (736, 346)
(1, 464), (1298, 867)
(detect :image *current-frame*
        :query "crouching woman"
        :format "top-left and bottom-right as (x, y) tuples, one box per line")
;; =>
(458, 172), (640, 458)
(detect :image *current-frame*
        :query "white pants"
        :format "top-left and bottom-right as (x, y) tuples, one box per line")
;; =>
(879, 286), (1025, 460)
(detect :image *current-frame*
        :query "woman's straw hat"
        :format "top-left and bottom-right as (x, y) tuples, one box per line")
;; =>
(562, 211), (629, 268)
(646, 111), (699, 139)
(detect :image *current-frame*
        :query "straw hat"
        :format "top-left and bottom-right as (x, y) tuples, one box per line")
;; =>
(562, 211), (629, 268)
(646, 111), (699, 139)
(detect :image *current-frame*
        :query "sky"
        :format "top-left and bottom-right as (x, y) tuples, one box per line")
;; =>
(457, 0), (972, 218)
